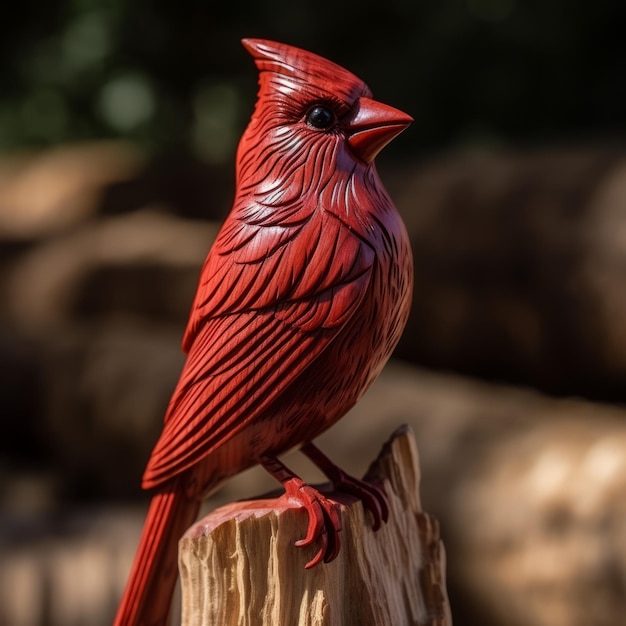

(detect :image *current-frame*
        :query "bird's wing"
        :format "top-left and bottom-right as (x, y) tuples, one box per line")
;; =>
(142, 205), (374, 489)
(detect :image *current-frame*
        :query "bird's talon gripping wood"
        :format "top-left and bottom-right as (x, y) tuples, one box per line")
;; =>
(263, 455), (344, 567)
(114, 38), (413, 626)
(301, 441), (390, 530)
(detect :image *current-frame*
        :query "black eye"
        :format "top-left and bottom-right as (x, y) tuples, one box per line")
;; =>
(306, 105), (336, 130)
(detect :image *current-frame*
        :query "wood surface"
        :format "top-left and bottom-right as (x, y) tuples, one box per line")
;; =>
(179, 426), (451, 626)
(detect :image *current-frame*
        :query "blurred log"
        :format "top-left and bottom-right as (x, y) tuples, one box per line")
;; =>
(4, 144), (626, 423)
(0, 143), (229, 243)
(3, 364), (626, 626)
(4, 209), (217, 335)
(0, 142), (145, 240)
(179, 426), (451, 626)
(322, 362), (626, 626)
(386, 147), (626, 400)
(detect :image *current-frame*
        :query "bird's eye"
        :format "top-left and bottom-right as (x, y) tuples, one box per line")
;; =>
(306, 105), (336, 130)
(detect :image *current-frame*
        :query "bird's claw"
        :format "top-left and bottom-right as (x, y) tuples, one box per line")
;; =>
(282, 477), (342, 568)
(299, 443), (389, 531)
(331, 469), (389, 531)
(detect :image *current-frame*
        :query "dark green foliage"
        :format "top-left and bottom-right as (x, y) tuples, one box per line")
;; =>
(1, 0), (625, 156)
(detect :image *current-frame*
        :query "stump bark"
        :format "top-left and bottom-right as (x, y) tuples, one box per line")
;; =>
(179, 425), (451, 626)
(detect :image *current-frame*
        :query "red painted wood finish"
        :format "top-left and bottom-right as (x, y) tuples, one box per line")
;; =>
(114, 38), (413, 626)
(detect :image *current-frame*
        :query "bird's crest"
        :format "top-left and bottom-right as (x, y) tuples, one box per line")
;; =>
(242, 38), (371, 104)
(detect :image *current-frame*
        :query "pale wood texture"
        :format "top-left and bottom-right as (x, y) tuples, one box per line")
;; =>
(179, 425), (451, 626)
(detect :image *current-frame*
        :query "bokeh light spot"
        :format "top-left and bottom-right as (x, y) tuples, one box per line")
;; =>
(192, 82), (241, 164)
(98, 74), (155, 132)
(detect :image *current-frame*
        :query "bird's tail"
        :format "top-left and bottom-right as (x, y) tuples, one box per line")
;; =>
(114, 482), (201, 626)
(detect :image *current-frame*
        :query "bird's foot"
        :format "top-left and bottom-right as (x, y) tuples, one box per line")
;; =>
(301, 442), (389, 530)
(260, 454), (343, 568)
(282, 476), (343, 568)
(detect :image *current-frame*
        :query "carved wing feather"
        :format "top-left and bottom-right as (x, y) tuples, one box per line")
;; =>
(142, 206), (374, 488)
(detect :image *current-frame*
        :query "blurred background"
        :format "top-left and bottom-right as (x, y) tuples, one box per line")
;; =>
(2, 1), (626, 625)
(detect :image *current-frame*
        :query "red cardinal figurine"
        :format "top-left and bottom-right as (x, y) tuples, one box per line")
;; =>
(114, 38), (413, 626)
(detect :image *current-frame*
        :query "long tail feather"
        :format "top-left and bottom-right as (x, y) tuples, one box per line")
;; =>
(114, 483), (200, 626)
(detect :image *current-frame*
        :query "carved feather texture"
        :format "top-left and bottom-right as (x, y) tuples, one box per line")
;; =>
(115, 38), (413, 626)
(144, 41), (412, 489)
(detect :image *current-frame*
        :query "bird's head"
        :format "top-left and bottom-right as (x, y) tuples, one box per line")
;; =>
(235, 39), (412, 201)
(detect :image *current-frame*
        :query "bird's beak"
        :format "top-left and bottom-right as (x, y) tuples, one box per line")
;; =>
(346, 97), (413, 164)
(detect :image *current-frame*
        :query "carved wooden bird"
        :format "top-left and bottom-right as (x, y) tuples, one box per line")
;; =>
(114, 38), (413, 626)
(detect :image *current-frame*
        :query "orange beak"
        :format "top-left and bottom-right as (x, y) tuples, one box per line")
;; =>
(346, 97), (413, 164)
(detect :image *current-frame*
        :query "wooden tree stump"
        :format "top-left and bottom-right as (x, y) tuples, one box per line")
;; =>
(179, 425), (451, 626)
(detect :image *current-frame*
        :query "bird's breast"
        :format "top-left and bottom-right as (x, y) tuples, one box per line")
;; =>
(274, 205), (413, 442)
